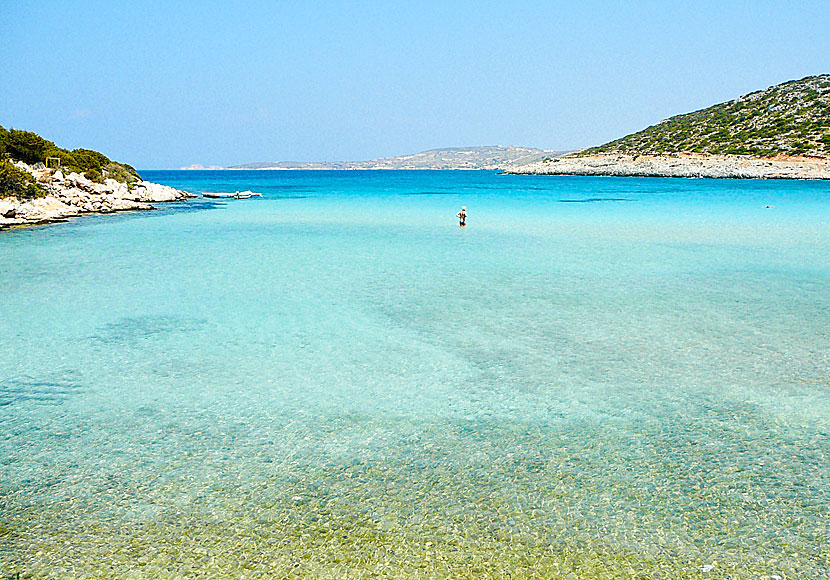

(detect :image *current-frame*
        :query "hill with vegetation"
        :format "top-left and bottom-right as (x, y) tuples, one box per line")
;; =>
(0, 126), (141, 198)
(582, 74), (830, 158)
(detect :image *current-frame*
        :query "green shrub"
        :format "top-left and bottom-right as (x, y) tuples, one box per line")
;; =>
(45, 147), (76, 169)
(73, 148), (110, 172)
(84, 168), (104, 183)
(103, 162), (140, 183)
(4, 129), (54, 165)
(0, 160), (46, 198)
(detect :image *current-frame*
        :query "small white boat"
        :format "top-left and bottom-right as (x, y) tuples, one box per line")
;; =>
(234, 190), (262, 199)
(203, 190), (263, 199)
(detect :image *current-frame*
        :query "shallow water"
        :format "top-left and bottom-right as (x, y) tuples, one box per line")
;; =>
(1, 171), (828, 578)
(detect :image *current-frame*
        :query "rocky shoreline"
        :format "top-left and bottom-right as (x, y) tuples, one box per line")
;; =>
(0, 161), (194, 229)
(507, 153), (830, 179)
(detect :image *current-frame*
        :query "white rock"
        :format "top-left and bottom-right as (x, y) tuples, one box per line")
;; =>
(64, 187), (84, 201)
(66, 172), (93, 188)
(0, 198), (18, 218)
(109, 181), (129, 198)
(15, 197), (78, 221)
(122, 186), (145, 202)
(33, 169), (53, 182)
(2, 159), (191, 227)
(136, 180), (183, 202)
(0, 215), (25, 227)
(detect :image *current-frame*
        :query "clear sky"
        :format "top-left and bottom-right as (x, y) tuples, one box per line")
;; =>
(2, 0), (829, 168)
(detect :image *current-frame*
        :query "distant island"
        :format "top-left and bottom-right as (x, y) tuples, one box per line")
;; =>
(186, 75), (830, 179)
(191, 146), (567, 171)
(1, 126), (192, 228)
(510, 74), (830, 179)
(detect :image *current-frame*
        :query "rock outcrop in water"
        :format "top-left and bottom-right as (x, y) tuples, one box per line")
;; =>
(0, 161), (194, 229)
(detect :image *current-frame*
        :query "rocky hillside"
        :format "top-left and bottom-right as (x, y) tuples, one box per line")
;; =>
(1, 126), (193, 228)
(1, 125), (143, 198)
(0, 161), (193, 228)
(230, 146), (565, 170)
(584, 74), (830, 158)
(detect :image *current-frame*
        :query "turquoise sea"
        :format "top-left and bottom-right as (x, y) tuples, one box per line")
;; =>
(1, 170), (828, 579)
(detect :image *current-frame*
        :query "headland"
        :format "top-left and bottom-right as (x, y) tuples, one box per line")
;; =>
(509, 74), (830, 179)
(1, 126), (193, 230)
(0, 161), (193, 229)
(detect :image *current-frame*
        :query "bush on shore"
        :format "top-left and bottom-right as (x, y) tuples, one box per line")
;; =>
(0, 160), (46, 198)
(84, 168), (104, 183)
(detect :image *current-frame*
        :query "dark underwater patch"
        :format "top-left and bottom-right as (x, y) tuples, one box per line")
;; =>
(557, 197), (629, 203)
(181, 200), (225, 210)
(0, 375), (84, 407)
(89, 315), (207, 345)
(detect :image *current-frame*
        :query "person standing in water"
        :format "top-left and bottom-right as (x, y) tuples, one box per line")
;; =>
(456, 206), (467, 227)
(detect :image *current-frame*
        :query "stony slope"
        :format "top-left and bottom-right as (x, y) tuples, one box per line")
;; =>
(230, 146), (565, 170)
(1, 126), (194, 228)
(1, 126), (141, 197)
(583, 74), (830, 158)
(1, 161), (193, 229)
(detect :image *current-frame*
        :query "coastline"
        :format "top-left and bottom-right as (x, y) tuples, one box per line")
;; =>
(0, 162), (194, 230)
(506, 153), (830, 179)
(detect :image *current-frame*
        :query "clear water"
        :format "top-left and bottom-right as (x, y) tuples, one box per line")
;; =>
(1, 171), (828, 579)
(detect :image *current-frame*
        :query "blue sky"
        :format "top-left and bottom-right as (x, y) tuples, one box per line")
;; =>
(2, 0), (829, 168)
